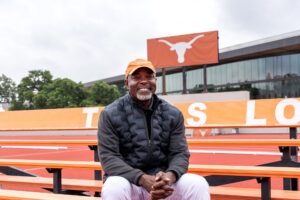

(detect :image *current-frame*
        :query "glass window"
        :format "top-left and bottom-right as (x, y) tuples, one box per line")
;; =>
(226, 64), (232, 84)
(267, 82), (276, 98)
(290, 53), (300, 76)
(281, 55), (291, 78)
(237, 61), (245, 82)
(256, 82), (267, 99)
(207, 67), (213, 85)
(296, 78), (300, 97)
(281, 78), (300, 98)
(258, 58), (266, 81)
(231, 62), (239, 83)
(221, 64), (227, 85)
(251, 59), (259, 81)
(245, 60), (252, 81)
(166, 72), (182, 92)
(215, 65), (222, 85)
(158, 53), (300, 97)
(211, 67), (217, 86)
(274, 56), (282, 79)
(156, 76), (162, 94)
(186, 68), (203, 89)
(265, 57), (274, 80)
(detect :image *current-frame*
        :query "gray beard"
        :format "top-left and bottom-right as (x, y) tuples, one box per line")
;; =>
(137, 93), (152, 101)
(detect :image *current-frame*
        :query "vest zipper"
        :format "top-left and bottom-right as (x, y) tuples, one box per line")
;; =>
(146, 110), (155, 166)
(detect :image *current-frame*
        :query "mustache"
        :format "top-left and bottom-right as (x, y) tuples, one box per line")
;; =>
(137, 85), (152, 90)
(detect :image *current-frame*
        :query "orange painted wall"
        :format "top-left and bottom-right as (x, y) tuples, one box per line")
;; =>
(0, 98), (300, 131)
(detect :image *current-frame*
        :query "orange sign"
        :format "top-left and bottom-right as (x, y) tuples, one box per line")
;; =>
(0, 107), (104, 131)
(0, 98), (300, 131)
(147, 31), (219, 68)
(176, 98), (300, 128)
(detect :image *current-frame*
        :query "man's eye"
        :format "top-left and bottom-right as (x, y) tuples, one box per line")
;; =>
(132, 76), (140, 80)
(146, 76), (155, 80)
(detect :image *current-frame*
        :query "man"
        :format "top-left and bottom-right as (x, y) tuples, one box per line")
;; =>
(98, 59), (210, 200)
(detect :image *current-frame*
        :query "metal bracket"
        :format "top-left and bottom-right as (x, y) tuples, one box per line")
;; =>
(46, 168), (62, 194)
(89, 145), (102, 197)
(257, 177), (271, 200)
(88, 145), (102, 181)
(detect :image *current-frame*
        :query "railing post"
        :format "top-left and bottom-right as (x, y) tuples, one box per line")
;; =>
(89, 145), (102, 197)
(46, 168), (62, 194)
(257, 177), (271, 200)
(290, 127), (298, 190)
(280, 146), (293, 190)
(89, 145), (102, 180)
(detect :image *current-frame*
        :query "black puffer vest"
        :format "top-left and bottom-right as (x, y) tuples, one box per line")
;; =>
(105, 94), (182, 174)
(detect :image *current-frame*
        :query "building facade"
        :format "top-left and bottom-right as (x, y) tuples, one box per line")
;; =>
(84, 30), (300, 99)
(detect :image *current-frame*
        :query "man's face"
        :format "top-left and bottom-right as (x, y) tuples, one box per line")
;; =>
(125, 67), (156, 101)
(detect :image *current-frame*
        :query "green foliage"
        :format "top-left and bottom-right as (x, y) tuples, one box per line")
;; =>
(9, 100), (24, 110)
(33, 78), (88, 109)
(89, 81), (121, 106)
(0, 74), (16, 103)
(116, 83), (128, 96)
(10, 70), (53, 110)
(8, 69), (122, 110)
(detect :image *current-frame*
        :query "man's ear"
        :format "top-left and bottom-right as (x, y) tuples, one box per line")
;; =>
(124, 78), (129, 90)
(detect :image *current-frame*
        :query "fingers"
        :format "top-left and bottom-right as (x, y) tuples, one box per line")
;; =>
(151, 171), (175, 199)
(155, 171), (174, 184)
(155, 171), (164, 181)
(162, 177), (171, 184)
(151, 188), (173, 199)
(152, 180), (165, 190)
(152, 179), (173, 190)
(152, 183), (174, 192)
(139, 174), (156, 193)
(151, 182), (174, 200)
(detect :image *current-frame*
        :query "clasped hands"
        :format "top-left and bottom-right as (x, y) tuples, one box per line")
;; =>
(138, 171), (176, 200)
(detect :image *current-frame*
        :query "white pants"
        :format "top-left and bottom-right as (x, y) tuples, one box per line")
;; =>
(102, 173), (210, 200)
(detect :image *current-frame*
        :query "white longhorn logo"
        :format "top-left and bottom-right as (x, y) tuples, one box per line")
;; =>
(158, 34), (204, 63)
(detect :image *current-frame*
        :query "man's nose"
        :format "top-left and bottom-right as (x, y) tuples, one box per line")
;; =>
(139, 79), (147, 85)
(139, 77), (148, 83)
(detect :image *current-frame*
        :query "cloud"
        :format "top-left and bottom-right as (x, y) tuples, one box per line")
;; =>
(216, 0), (300, 46)
(0, 0), (299, 84)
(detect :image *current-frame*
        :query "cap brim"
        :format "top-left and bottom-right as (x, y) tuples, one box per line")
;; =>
(128, 66), (155, 76)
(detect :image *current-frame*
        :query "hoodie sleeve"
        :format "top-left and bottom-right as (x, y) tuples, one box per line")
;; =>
(97, 109), (144, 185)
(166, 111), (190, 181)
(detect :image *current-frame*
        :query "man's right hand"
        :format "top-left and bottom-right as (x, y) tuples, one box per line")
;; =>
(150, 171), (175, 200)
(138, 174), (156, 193)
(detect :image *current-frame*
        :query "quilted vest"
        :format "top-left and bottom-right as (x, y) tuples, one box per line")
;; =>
(105, 94), (181, 174)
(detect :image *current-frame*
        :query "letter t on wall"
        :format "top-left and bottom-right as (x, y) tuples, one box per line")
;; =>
(246, 101), (266, 125)
(83, 108), (99, 128)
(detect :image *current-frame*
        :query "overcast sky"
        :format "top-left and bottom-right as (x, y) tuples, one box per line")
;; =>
(1, 0), (300, 84)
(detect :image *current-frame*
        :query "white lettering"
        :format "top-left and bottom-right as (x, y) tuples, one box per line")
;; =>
(246, 101), (266, 125)
(275, 99), (300, 125)
(83, 108), (99, 128)
(186, 103), (207, 126)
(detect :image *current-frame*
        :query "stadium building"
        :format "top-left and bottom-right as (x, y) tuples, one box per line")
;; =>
(84, 30), (300, 100)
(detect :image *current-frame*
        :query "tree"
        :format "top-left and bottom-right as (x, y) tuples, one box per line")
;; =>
(89, 81), (121, 106)
(0, 74), (16, 103)
(10, 70), (53, 110)
(116, 83), (128, 96)
(33, 78), (89, 109)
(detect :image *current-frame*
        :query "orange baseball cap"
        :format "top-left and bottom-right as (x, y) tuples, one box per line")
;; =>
(125, 59), (156, 79)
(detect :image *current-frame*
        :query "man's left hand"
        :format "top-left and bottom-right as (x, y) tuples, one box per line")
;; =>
(150, 171), (176, 200)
